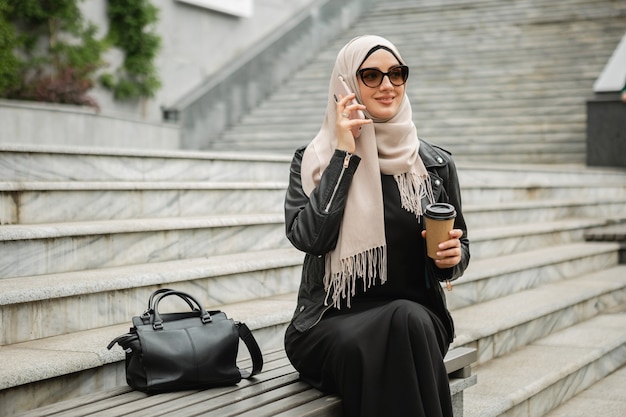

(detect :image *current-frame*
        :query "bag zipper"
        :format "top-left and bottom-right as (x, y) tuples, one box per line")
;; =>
(324, 152), (352, 213)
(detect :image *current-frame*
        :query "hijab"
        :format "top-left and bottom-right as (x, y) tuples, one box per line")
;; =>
(301, 35), (434, 308)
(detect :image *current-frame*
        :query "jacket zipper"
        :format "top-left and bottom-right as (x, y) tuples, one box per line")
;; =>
(324, 152), (351, 213)
(310, 304), (334, 329)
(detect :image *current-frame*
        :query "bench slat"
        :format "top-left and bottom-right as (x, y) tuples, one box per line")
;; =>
(274, 396), (343, 417)
(235, 388), (328, 417)
(107, 362), (297, 417)
(191, 381), (313, 417)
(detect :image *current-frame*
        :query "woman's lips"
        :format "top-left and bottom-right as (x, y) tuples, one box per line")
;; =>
(376, 96), (395, 105)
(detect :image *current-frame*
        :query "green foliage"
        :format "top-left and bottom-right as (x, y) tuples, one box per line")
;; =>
(0, 0), (162, 107)
(0, 1), (20, 94)
(101, 0), (161, 100)
(0, 0), (105, 108)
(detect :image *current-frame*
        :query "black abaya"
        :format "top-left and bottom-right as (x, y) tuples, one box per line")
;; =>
(284, 175), (454, 417)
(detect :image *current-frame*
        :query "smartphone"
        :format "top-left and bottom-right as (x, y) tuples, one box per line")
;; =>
(336, 75), (365, 138)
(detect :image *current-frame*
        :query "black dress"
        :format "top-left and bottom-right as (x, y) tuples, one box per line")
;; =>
(285, 175), (453, 417)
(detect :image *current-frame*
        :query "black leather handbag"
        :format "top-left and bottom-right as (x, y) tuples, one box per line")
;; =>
(107, 289), (263, 393)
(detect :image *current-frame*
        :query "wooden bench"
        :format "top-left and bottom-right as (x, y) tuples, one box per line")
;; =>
(15, 347), (477, 417)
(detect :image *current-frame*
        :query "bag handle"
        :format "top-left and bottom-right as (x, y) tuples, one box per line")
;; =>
(236, 322), (263, 378)
(151, 290), (212, 330)
(145, 288), (196, 314)
(143, 289), (264, 378)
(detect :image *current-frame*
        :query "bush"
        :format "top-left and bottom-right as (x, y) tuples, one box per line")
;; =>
(0, 0), (162, 108)
(101, 0), (161, 100)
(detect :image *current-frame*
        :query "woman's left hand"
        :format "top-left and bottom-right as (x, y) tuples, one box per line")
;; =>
(421, 229), (463, 269)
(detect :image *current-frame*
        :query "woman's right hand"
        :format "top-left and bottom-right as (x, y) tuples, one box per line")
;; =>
(335, 93), (371, 153)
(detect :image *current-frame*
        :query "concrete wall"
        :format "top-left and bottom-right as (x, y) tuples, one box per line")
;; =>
(0, 99), (179, 150)
(79, 0), (320, 124)
(167, 0), (376, 149)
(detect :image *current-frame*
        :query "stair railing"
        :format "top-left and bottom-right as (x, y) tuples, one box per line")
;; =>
(162, 0), (376, 150)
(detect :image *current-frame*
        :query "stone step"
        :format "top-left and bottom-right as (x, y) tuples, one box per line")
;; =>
(265, 82), (593, 104)
(210, 140), (590, 165)
(1, 235), (617, 346)
(469, 218), (612, 259)
(0, 248), (303, 345)
(463, 196), (626, 228)
(458, 163), (626, 184)
(0, 181), (287, 224)
(452, 264), (626, 364)
(0, 214), (290, 278)
(227, 111), (587, 130)
(543, 363), (626, 417)
(1, 193), (622, 278)
(2, 165), (623, 225)
(463, 312), (626, 417)
(0, 144), (292, 182)
(447, 241), (621, 309)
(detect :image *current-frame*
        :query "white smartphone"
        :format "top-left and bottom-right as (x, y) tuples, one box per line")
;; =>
(336, 75), (365, 138)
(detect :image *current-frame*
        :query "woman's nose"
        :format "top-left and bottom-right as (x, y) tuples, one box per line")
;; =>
(379, 75), (394, 90)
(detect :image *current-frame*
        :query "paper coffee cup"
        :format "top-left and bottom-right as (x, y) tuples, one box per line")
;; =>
(424, 203), (457, 259)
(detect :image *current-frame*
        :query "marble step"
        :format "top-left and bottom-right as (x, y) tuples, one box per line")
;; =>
(463, 196), (626, 228)
(0, 144), (292, 182)
(452, 264), (626, 364)
(543, 363), (626, 417)
(463, 312), (626, 417)
(457, 163), (626, 186)
(2, 166), (623, 225)
(446, 241), (621, 310)
(4, 171), (619, 219)
(0, 247), (303, 345)
(265, 82), (592, 105)
(0, 181), (287, 224)
(1, 192), (621, 278)
(229, 114), (585, 133)
(211, 140), (589, 165)
(0, 236), (617, 346)
(469, 218), (613, 260)
(0, 214), (291, 278)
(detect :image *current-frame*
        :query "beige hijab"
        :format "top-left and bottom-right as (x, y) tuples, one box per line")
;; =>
(301, 35), (434, 308)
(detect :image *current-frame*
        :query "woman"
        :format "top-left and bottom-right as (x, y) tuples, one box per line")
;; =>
(283, 35), (470, 417)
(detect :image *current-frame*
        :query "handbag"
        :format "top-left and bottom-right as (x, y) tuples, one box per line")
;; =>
(107, 288), (263, 393)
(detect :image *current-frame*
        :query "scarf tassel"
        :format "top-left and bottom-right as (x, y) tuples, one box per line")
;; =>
(394, 171), (435, 216)
(324, 245), (387, 309)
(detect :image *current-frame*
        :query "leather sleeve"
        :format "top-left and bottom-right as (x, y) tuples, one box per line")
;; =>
(284, 147), (361, 256)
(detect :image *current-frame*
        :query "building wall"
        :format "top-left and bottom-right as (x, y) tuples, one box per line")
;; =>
(79, 0), (318, 123)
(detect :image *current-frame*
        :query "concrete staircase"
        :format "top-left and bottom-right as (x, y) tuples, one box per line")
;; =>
(1, 0), (626, 416)
(215, 0), (626, 164)
(1, 147), (625, 416)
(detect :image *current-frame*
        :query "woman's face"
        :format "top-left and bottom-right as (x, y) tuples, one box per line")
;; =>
(357, 49), (406, 120)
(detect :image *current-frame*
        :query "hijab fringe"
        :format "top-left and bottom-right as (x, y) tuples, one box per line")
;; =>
(324, 245), (387, 309)
(394, 171), (435, 217)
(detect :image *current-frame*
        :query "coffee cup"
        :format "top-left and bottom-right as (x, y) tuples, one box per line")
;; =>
(424, 203), (457, 259)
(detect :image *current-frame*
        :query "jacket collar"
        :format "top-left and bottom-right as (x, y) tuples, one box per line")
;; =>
(418, 139), (449, 168)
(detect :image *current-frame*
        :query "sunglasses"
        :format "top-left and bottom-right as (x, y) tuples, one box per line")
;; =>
(356, 65), (409, 88)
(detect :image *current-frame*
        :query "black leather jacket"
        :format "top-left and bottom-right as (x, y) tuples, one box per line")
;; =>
(284, 140), (470, 342)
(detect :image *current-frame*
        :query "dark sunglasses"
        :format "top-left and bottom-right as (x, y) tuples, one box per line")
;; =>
(357, 65), (409, 88)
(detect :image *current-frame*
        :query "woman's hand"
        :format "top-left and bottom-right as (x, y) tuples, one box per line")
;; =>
(421, 229), (463, 269)
(335, 93), (371, 153)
